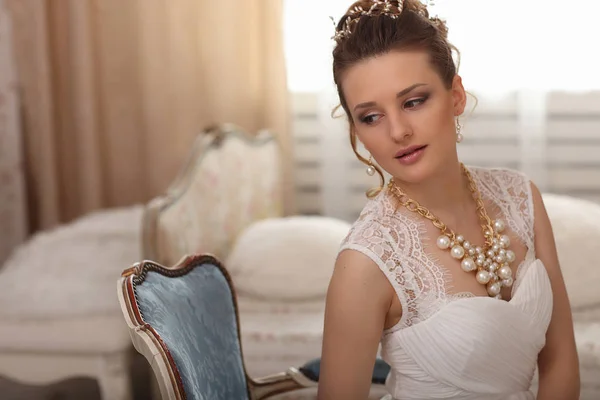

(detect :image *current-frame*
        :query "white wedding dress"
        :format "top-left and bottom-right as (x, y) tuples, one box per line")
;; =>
(340, 166), (553, 400)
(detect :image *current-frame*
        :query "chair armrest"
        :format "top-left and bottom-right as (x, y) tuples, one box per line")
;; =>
(298, 357), (391, 385)
(248, 358), (390, 399)
(249, 367), (316, 400)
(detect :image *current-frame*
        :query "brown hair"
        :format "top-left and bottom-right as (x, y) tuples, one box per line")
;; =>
(332, 0), (459, 197)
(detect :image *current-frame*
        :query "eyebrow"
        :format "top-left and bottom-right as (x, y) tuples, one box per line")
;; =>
(353, 83), (428, 112)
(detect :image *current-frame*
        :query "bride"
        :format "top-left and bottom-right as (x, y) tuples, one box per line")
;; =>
(317, 1), (580, 399)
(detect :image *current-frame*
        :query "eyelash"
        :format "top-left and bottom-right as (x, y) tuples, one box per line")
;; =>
(360, 95), (430, 125)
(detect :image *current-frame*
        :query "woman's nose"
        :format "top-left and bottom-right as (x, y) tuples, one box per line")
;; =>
(388, 112), (413, 143)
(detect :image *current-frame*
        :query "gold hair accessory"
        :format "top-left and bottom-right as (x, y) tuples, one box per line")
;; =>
(330, 0), (439, 43)
(331, 0), (402, 43)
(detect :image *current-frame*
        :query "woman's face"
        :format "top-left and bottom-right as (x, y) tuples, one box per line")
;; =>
(340, 50), (466, 184)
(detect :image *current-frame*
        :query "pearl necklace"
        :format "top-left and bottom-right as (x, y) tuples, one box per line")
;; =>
(387, 164), (515, 299)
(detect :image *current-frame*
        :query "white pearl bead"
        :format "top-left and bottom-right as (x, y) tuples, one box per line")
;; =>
(476, 270), (491, 284)
(437, 235), (451, 249)
(457, 133), (464, 143)
(499, 249), (506, 257)
(492, 244), (500, 252)
(502, 277), (514, 287)
(499, 235), (511, 248)
(451, 245), (465, 259)
(475, 247), (483, 254)
(366, 166), (376, 176)
(489, 262), (499, 272)
(505, 250), (516, 263)
(486, 250), (495, 258)
(461, 257), (476, 272)
(456, 235), (464, 244)
(498, 266), (513, 279)
(487, 282), (502, 296)
(494, 219), (505, 233)
(463, 241), (471, 250)
(468, 248), (476, 256)
(495, 254), (505, 263)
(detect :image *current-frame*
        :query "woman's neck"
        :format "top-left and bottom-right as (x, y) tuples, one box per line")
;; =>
(395, 162), (473, 219)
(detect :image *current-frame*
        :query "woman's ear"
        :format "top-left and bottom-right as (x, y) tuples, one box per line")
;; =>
(452, 75), (467, 116)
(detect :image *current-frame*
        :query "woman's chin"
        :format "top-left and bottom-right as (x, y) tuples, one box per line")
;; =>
(389, 161), (436, 186)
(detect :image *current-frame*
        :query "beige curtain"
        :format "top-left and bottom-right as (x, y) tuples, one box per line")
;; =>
(6, 0), (293, 231)
(0, 0), (28, 264)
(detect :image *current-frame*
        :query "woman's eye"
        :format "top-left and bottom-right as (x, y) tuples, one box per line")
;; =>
(404, 97), (428, 109)
(361, 114), (382, 124)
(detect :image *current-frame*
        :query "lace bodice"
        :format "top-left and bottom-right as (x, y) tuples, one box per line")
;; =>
(339, 166), (552, 399)
(340, 166), (536, 331)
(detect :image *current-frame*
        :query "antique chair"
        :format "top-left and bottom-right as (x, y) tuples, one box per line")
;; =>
(140, 124), (350, 378)
(117, 254), (390, 400)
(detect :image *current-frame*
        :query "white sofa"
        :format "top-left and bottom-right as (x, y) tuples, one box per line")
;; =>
(0, 125), (297, 398)
(0, 206), (143, 399)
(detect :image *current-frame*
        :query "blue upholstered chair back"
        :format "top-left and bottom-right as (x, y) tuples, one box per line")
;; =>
(131, 256), (250, 400)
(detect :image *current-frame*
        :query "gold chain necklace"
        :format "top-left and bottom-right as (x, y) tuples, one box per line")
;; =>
(387, 164), (515, 299)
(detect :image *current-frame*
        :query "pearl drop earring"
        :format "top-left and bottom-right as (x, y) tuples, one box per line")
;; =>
(456, 119), (464, 143)
(366, 156), (376, 176)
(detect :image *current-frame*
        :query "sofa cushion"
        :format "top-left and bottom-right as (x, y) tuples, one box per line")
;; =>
(299, 357), (391, 384)
(0, 206), (143, 319)
(237, 301), (325, 377)
(542, 194), (600, 311)
(0, 314), (131, 353)
(573, 306), (600, 324)
(575, 323), (600, 368)
(574, 322), (600, 397)
(226, 216), (351, 302)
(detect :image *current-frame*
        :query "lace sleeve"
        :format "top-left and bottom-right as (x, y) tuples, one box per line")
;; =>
(474, 167), (536, 253)
(339, 203), (412, 331)
(498, 169), (535, 252)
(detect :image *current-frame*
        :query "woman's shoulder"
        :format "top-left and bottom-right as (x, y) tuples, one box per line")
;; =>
(468, 164), (536, 244)
(467, 164), (534, 200)
(340, 192), (389, 244)
(468, 164), (531, 186)
(339, 190), (414, 257)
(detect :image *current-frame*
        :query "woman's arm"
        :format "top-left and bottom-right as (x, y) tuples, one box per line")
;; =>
(531, 182), (580, 400)
(317, 249), (395, 400)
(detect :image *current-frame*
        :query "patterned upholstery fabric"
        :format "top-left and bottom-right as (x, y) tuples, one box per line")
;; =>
(145, 126), (282, 266)
(134, 262), (249, 400)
